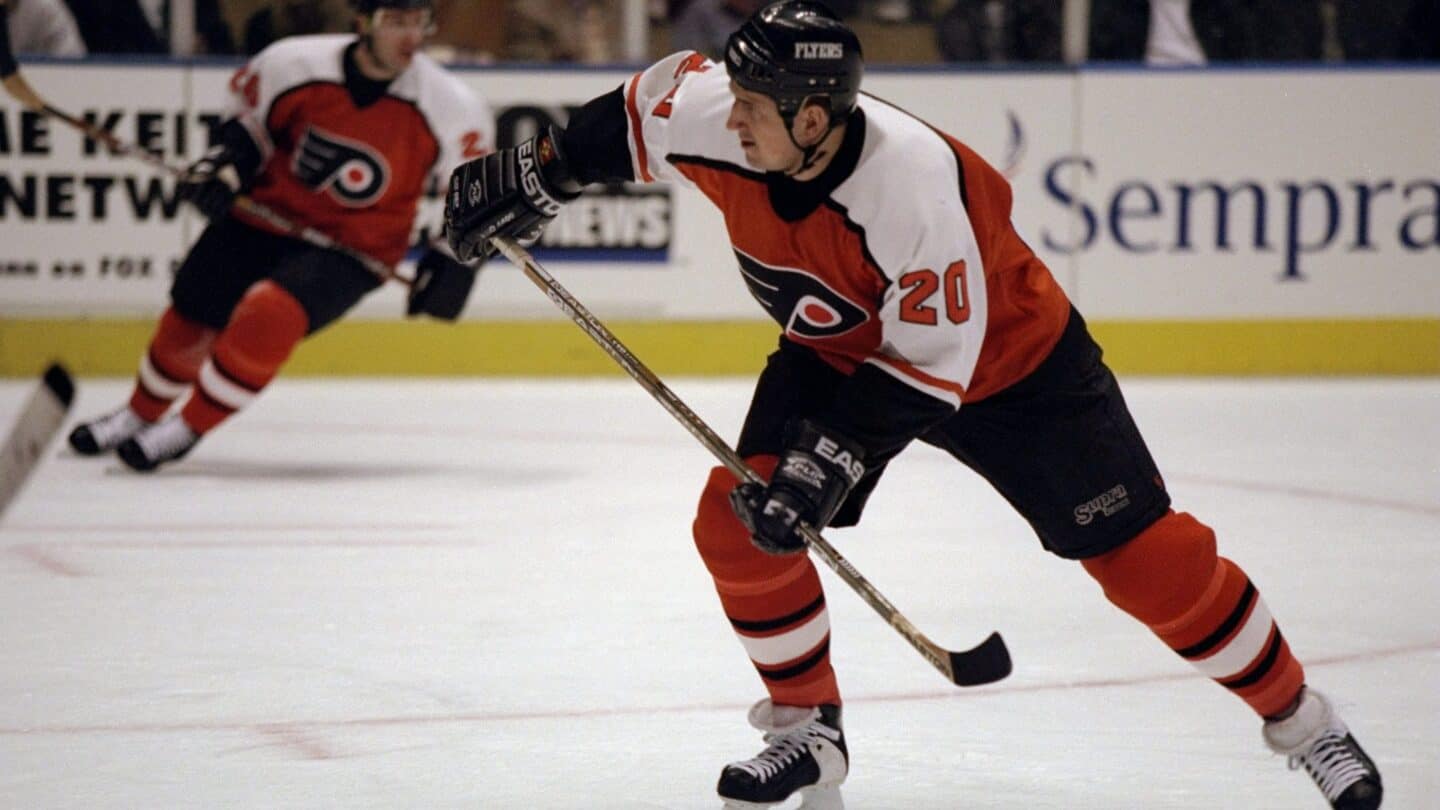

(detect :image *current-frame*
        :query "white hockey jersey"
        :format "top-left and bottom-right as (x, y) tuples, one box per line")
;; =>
(226, 35), (493, 266)
(619, 52), (1070, 407)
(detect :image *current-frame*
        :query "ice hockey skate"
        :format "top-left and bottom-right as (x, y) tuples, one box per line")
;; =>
(68, 406), (148, 456)
(116, 415), (199, 472)
(717, 699), (847, 809)
(1264, 687), (1382, 809)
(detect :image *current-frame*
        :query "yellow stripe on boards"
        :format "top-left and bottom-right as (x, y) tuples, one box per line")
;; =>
(0, 319), (781, 377)
(1, 318), (1436, 377)
(1087, 319), (1440, 376)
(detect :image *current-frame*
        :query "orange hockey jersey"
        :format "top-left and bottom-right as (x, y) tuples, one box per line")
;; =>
(621, 52), (1070, 409)
(227, 35), (493, 266)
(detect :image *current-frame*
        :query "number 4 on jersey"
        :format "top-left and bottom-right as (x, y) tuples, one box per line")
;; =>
(651, 52), (711, 119)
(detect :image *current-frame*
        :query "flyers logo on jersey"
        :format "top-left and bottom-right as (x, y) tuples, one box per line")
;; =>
(292, 127), (391, 207)
(735, 249), (868, 340)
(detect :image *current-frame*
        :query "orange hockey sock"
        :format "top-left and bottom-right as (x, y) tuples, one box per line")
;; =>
(1082, 511), (1305, 718)
(129, 307), (218, 421)
(693, 459), (841, 708)
(180, 281), (309, 435)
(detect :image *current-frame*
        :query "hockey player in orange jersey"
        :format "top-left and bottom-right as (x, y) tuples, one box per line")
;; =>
(67, 0), (493, 471)
(444, 2), (1383, 808)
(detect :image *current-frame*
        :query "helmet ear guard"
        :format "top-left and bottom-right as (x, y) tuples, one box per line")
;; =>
(724, 0), (864, 126)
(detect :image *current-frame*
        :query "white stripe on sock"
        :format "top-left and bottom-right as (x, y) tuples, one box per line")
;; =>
(737, 608), (830, 666)
(138, 353), (189, 399)
(198, 359), (256, 410)
(1191, 597), (1275, 680)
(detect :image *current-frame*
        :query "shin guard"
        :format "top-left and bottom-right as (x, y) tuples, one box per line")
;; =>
(694, 460), (841, 708)
(181, 281), (309, 435)
(1082, 511), (1305, 718)
(130, 307), (218, 421)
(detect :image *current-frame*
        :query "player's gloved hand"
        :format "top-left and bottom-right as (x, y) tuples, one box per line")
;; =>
(729, 420), (867, 555)
(176, 144), (244, 219)
(445, 125), (582, 262)
(406, 246), (479, 321)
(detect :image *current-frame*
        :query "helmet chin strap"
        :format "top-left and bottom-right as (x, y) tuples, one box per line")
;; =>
(783, 115), (837, 177)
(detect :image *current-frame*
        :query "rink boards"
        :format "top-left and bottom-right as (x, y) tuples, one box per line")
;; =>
(1, 61), (1436, 375)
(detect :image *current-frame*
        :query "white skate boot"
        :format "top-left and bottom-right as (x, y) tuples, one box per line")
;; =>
(116, 414), (199, 472)
(717, 699), (847, 809)
(1263, 687), (1382, 809)
(68, 406), (148, 455)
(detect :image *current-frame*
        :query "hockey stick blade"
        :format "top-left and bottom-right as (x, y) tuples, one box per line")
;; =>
(43, 364), (76, 408)
(875, 576), (1010, 686)
(0, 363), (76, 522)
(949, 631), (1011, 686)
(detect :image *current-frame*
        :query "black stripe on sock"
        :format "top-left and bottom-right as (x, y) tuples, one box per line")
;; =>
(756, 638), (830, 682)
(1177, 581), (1257, 660)
(730, 594), (825, 634)
(1220, 625), (1283, 690)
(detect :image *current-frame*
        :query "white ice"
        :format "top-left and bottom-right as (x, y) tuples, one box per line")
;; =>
(1, 376), (1436, 809)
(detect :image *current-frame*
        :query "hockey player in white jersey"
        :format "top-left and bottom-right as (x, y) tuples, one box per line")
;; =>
(67, 0), (493, 471)
(444, 2), (1383, 808)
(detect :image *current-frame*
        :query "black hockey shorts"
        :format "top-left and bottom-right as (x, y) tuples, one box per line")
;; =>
(170, 216), (383, 334)
(734, 307), (1171, 560)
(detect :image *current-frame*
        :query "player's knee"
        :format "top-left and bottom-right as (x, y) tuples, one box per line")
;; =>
(692, 457), (778, 576)
(153, 307), (218, 373)
(228, 281), (310, 356)
(1081, 511), (1219, 625)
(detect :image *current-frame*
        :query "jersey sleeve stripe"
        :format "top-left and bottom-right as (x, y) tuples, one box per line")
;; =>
(865, 355), (965, 408)
(623, 72), (654, 183)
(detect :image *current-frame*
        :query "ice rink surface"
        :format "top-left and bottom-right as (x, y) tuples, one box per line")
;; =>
(1, 375), (1436, 809)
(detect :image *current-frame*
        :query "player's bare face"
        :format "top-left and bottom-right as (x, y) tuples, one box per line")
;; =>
(359, 9), (432, 78)
(726, 82), (804, 173)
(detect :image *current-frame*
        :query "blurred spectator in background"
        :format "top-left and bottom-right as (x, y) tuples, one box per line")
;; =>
(871, 0), (919, 23)
(1402, 0), (1440, 59)
(936, 0), (1061, 62)
(671, 0), (763, 58)
(244, 0), (348, 55)
(425, 0), (506, 63)
(63, 0), (233, 54)
(1335, 0), (1440, 60)
(509, 0), (613, 61)
(63, 0), (163, 53)
(1089, 0), (1323, 64)
(194, 0), (238, 53)
(7, 0), (87, 56)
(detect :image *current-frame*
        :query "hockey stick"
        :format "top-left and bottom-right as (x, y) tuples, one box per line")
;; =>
(0, 4), (403, 287)
(0, 365), (75, 522)
(491, 236), (1012, 687)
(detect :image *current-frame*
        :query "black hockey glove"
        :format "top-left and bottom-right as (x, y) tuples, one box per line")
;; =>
(445, 125), (582, 262)
(729, 420), (867, 555)
(407, 247), (479, 321)
(176, 143), (245, 220)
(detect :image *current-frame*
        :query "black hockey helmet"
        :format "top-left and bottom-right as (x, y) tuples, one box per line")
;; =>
(724, 0), (864, 124)
(349, 0), (434, 13)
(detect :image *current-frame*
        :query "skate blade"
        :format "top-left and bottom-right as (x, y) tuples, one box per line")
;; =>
(721, 784), (843, 810)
